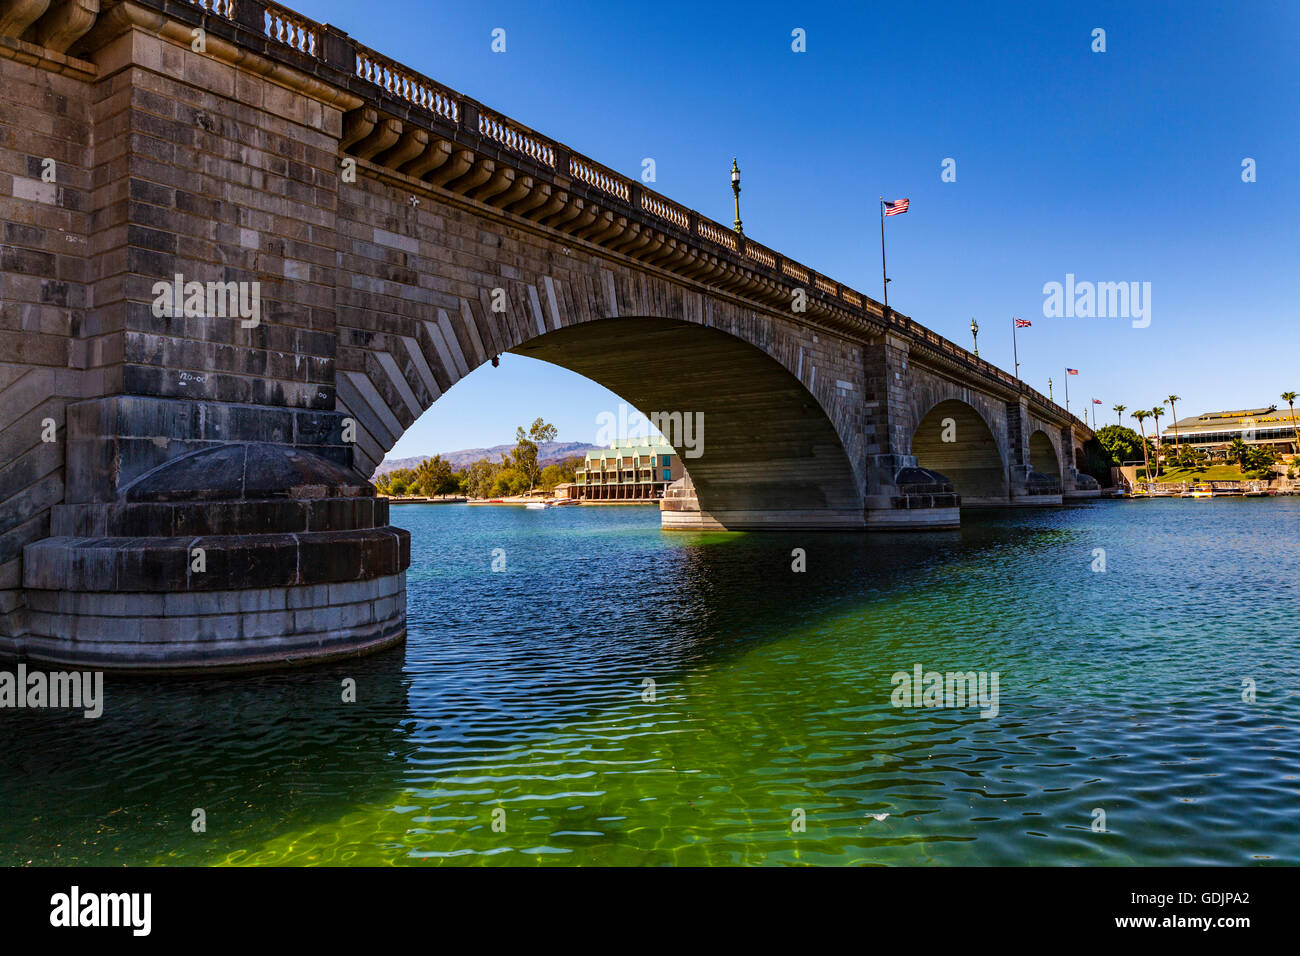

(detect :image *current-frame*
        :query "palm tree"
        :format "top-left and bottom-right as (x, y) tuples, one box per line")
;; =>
(1283, 391), (1299, 454)
(1166, 395), (1181, 448)
(1113, 403), (1126, 426)
(1150, 405), (1165, 476)
(1132, 410), (1151, 482)
(1227, 438), (1250, 470)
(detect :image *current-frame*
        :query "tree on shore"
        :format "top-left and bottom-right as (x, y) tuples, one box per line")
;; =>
(414, 454), (457, 497)
(375, 466), (419, 496)
(512, 417), (559, 490)
(380, 418), (566, 500)
(462, 458), (501, 499)
(539, 454), (582, 491)
(1150, 405), (1165, 476)
(1173, 442), (1207, 473)
(489, 464), (530, 497)
(1095, 424), (1150, 470)
(1131, 410), (1152, 480)
(1112, 403), (1126, 427)
(1166, 395), (1181, 447)
(1246, 445), (1278, 480)
(1283, 391), (1299, 453)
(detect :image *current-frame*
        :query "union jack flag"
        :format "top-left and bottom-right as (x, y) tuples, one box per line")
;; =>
(1092, 398), (1103, 404)
(1014, 318), (1032, 328)
(883, 198), (910, 216)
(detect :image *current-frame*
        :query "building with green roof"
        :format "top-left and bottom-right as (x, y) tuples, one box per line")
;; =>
(570, 438), (685, 501)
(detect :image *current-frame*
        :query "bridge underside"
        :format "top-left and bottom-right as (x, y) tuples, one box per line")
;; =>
(515, 318), (863, 530)
(912, 400), (1008, 507)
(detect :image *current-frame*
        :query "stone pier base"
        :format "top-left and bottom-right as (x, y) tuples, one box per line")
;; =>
(864, 506), (961, 530)
(13, 429), (411, 672)
(17, 574), (406, 672)
(862, 458), (962, 530)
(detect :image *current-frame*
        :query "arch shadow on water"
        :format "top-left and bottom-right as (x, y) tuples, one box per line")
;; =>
(0, 650), (413, 866)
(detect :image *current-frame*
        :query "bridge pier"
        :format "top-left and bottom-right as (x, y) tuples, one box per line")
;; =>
(14, 396), (408, 671)
(1061, 424), (1103, 499)
(862, 455), (961, 530)
(1006, 464), (1064, 507)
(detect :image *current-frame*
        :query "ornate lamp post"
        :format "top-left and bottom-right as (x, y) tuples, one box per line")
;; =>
(1048, 377), (1053, 402)
(970, 317), (979, 358)
(730, 158), (743, 235)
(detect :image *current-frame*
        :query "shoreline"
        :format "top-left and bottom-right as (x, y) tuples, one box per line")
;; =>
(382, 495), (659, 507)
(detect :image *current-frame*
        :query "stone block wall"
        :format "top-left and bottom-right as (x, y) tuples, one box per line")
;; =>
(0, 45), (96, 638)
(90, 27), (343, 416)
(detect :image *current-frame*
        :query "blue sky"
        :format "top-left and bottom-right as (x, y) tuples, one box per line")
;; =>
(290, 0), (1300, 455)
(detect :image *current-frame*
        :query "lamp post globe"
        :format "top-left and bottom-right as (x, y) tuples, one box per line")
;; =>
(730, 158), (743, 235)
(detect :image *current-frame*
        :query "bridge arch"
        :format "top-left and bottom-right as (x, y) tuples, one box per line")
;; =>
(340, 311), (864, 529)
(910, 399), (1008, 505)
(1028, 429), (1062, 481)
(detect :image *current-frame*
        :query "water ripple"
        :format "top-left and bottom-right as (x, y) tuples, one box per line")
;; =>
(1, 498), (1297, 865)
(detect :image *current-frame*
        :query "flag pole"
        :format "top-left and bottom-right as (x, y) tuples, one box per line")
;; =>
(1011, 317), (1020, 380)
(1064, 368), (1070, 415)
(879, 198), (888, 310)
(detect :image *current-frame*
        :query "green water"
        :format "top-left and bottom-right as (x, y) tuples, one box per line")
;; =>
(2, 498), (1298, 865)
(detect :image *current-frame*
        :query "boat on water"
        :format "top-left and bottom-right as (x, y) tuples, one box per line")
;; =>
(1181, 484), (1214, 498)
(525, 501), (550, 510)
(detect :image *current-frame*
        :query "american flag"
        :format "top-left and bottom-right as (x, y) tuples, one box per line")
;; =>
(1092, 398), (1103, 404)
(1066, 368), (1079, 375)
(883, 198), (910, 216)
(1014, 318), (1032, 328)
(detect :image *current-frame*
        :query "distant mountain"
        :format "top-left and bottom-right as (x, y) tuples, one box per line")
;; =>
(373, 441), (600, 476)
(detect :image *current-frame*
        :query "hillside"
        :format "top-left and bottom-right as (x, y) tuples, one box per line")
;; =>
(374, 441), (599, 476)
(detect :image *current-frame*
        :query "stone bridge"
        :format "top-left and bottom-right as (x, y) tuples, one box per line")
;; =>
(0, 0), (1095, 670)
